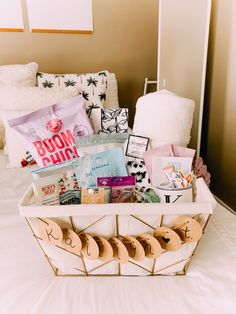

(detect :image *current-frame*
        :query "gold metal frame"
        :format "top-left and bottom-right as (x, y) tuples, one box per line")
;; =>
(25, 212), (212, 277)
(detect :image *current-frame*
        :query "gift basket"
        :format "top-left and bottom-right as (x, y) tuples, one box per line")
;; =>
(15, 91), (216, 277)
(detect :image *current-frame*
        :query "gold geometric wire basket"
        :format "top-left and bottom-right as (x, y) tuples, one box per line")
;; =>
(19, 178), (216, 277)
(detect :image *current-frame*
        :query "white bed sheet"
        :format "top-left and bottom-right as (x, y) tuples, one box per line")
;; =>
(0, 150), (236, 314)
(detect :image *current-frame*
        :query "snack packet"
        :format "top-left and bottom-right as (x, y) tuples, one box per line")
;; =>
(33, 174), (60, 205)
(58, 169), (81, 205)
(81, 187), (111, 204)
(32, 160), (81, 205)
(8, 96), (94, 167)
(73, 148), (128, 187)
(97, 176), (135, 203)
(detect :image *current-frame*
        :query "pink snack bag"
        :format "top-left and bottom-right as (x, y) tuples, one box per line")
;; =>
(8, 96), (94, 167)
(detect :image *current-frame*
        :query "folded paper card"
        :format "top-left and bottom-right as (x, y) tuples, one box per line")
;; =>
(90, 108), (129, 134)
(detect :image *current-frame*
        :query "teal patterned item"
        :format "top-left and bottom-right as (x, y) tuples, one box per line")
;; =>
(73, 148), (128, 187)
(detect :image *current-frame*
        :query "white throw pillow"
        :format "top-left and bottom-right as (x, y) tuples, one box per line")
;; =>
(0, 62), (38, 87)
(1, 109), (34, 168)
(0, 62), (39, 149)
(0, 86), (79, 111)
(0, 86), (79, 167)
(133, 90), (195, 148)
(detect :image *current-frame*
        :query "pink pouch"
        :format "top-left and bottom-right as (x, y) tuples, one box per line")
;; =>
(143, 144), (196, 178)
(172, 145), (196, 158)
(8, 96), (94, 167)
(143, 144), (174, 178)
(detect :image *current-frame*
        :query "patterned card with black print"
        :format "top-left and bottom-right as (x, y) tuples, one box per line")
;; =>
(126, 157), (151, 189)
(90, 108), (128, 134)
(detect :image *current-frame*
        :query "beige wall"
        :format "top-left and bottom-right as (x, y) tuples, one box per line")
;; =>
(0, 0), (158, 125)
(205, 0), (236, 209)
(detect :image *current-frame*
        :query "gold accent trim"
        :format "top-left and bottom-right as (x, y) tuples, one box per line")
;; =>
(130, 215), (156, 230)
(69, 216), (76, 232)
(0, 28), (23, 32)
(73, 267), (87, 274)
(31, 29), (92, 34)
(87, 259), (115, 274)
(77, 215), (107, 235)
(128, 260), (152, 274)
(154, 257), (190, 274)
(160, 214), (164, 226)
(116, 215), (121, 275)
(26, 212), (212, 277)
(25, 218), (57, 275)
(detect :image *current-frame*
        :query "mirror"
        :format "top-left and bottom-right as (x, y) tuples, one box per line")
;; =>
(157, 0), (211, 155)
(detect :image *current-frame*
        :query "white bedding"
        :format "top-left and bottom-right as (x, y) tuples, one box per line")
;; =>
(0, 150), (236, 314)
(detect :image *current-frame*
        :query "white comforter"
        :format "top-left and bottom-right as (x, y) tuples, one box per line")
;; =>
(0, 151), (236, 314)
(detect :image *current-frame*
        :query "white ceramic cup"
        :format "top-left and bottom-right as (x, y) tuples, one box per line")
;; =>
(156, 185), (193, 203)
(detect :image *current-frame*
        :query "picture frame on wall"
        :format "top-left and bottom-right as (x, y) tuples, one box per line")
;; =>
(26, 0), (93, 34)
(0, 0), (24, 32)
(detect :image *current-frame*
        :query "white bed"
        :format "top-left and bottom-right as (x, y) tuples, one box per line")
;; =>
(0, 150), (236, 314)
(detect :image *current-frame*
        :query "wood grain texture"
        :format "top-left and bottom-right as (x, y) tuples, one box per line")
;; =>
(31, 29), (93, 34)
(0, 28), (23, 32)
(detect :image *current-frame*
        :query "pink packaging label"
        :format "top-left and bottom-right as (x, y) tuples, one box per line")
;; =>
(97, 176), (135, 203)
(97, 176), (135, 187)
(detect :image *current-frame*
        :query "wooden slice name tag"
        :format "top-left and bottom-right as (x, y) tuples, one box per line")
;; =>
(153, 227), (181, 251)
(137, 233), (162, 259)
(61, 229), (82, 254)
(80, 233), (99, 260)
(94, 236), (114, 262)
(172, 216), (203, 243)
(122, 236), (145, 261)
(38, 218), (63, 245)
(109, 237), (129, 264)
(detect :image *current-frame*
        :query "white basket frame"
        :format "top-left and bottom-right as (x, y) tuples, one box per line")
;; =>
(19, 178), (216, 277)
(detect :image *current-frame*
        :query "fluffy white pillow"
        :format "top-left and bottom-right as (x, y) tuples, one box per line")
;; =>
(0, 62), (38, 87)
(0, 86), (79, 111)
(0, 62), (39, 148)
(133, 89), (195, 148)
(1, 109), (34, 168)
(0, 86), (80, 167)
